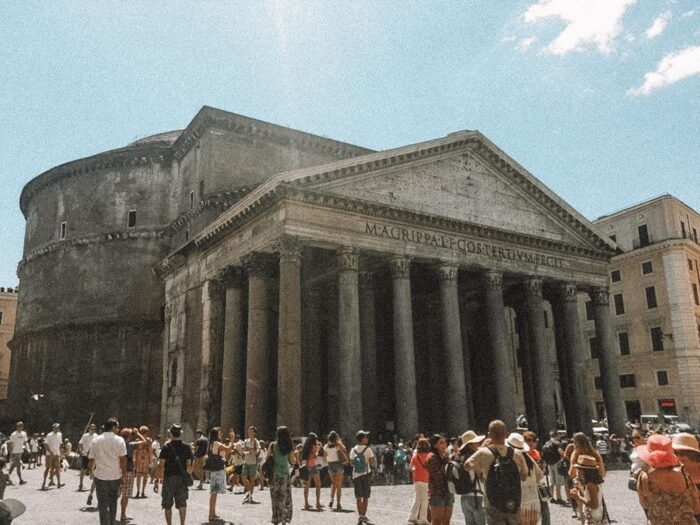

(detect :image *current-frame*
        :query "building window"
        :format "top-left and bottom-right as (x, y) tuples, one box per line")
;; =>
(638, 224), (649, 247)
(585, 300), (594, 320)
(190, 191), (195, 209)
(543, 310), (549, 328)
(620, 374), (637, 388)
(589, 336), (600, 359)
(59, 221), (67, 240)
(693, 284), (700, 306)
(609, 234), (617, 243)
(645, 286), (658, 309)
(611, 269), (621, 283)
(657, 371), (669, 386)
(641, 261), (653, 275)
(651, 326), (664, 352)
(681, 221), (687, 238)
(127, 210), (136, 228)
(694, 228), (698, 242)
(0, 311), (3, 324)
(689, 259), (694, 271)
(614, 293), (625, 315)
(618, 332), (630, 356)
(594, 376), (602, 390)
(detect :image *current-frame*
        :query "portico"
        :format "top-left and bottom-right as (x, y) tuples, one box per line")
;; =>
(158, 131), (624, 439)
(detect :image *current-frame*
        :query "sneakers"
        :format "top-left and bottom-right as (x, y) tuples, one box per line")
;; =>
(87, 495), (93, 506)
(19, 480), (27, 485)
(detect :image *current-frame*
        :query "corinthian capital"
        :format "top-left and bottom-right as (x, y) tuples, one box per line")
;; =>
(242, 252), (276, 279)
(484, 270), (503, 289)
(438, 264), (459, 283)
(337, 247), (359, 271)
(390, 256), (411, 279)
(525, 277), (543, 298)
(556, 282), (578, 303)
(589, 287), (610, 306)
(275, 235), (302, 263)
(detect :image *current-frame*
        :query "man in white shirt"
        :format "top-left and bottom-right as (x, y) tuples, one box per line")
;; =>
(78, 423), (98, 491)
(8, 421), (28, 485)
(350, 430), (376, 525)
(41, 423), (64, 490)
(89, 418), (126, 525)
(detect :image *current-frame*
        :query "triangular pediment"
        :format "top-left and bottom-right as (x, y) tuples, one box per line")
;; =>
(305, 151), (596, 249)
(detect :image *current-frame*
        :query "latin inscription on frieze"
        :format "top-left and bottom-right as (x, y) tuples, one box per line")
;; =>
(364, 221), (565, 269)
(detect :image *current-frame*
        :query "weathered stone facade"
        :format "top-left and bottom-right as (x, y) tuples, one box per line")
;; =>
(11, 106), (625, 440)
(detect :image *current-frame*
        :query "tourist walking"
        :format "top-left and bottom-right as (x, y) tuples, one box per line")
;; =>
(568, 433), (606, 480)
(300, 432), (324, 510)
(134, 425), (153, 498)
(507, 433), (542, 525)
(192, 429), (208, 490)
(426, 434), (453, 525)
(541, 431), (565, 503)
(350, 430), (375, 525)
(637, 433), (700, 524)
(324, 430), (348, 510)
(456, 431), (486, 525)
(408, 437), (430, 525)
(569, 454), (605, 525)
(465, 420), (527, 525)
(241, 426), (261, 503)
(78, 423), (98, 491)
(42, 423), (64, 490)
(118, 428), (137, 523)
(7, 422), (27, 485)
(154, 423), (193, 525)
(267, 426), (297, 525)
(395, 442), (409, 484)
(204, 427), (231, 522)
(89, 418), (127, 525)
(382, 442), (395, 485)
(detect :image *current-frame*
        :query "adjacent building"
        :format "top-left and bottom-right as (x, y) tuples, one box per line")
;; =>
(0, 287), (18, 402)
(581, 195), (700, 427)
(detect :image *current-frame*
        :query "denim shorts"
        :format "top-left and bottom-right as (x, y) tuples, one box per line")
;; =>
(209, 470), (227, 495)
(306, 465), (319, 477)
(430, 494), (455, 507)
(328, 461), (343, 474)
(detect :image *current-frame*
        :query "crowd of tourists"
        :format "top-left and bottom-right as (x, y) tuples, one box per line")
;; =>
(3, 417), (700, 525)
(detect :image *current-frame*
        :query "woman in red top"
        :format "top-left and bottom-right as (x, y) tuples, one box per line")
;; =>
(425, 434), (453, 525)
(408, 438), (430, 525)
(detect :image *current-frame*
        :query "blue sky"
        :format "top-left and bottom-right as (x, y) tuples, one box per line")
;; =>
(1, 0), (699, 286)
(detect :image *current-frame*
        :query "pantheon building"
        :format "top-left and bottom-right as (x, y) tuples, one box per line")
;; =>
(9, 107), (626, 440)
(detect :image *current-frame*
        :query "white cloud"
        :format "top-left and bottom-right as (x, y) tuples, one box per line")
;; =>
(517, 37), (538, 51)
(682, 10), (695, 18)
(627, 46), (700, 95)
(645, 11), (672, 39)
(501, 35), (518, 43)
(523, 0), (636, 55)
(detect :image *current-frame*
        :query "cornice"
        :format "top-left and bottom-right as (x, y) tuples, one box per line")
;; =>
(18, 228), (169, 274)
(171, 106), (371, 162)
(165, 187), (256, 235)
(610, 238), (700, 262)
(20, 143), (173, 217)
(13, 317), (163, 339)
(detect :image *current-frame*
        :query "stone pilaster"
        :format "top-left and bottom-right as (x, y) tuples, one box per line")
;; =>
(484, 270), (517, 428)
(524, 278), (557, 436)
(590, 287), (626, 437)
(221, 267), (245, 433)
(554, 282), (593, 435)
(391, 256), (419, 438)
(199, 277), (225, 431)
(438, 264), (469, 436)
(243, 252), (276, 438)
(337, 247), (363, 437)
(276, 236), (303, 435)
(359, 270), (379, 432)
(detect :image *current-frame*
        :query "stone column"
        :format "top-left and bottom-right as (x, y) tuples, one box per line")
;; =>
(337, 247), (363, 437)
(556, 283), (593, 435)
(302, 287), (323, 434)
(221, 268), (245, 433)
(590, 287), (627, 437)
(515, 305), (538, 434)
(525, 278), (557, 436)
(277, 237), (303, 435)
(439, 264), (469, 436)
(243, 253), (275, 438)
(359, 271), (379, 432)
(551, 299), (575, 433)
(391, 256), (419, 438)
(484, 270), (517, 428)
(325, 283), (339, 432)
(199, 278), (226, 431)
(458, 298), (476, 429)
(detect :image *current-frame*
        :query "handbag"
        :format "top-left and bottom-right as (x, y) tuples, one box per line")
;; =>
(262, 443), (275, 480)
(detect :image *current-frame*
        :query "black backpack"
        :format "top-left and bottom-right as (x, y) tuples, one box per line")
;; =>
(541, 440), (561, 465)
(445, 459), (478, 495)
(485, 446), (521, 514)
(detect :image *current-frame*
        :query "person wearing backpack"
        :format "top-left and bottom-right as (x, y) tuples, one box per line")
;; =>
(350, 430), (376, 525)
(464, 420), (527, 525)
(541, 431), (565, 504)
(408, 437), (430, 525)
(456, 431), (486, 525)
